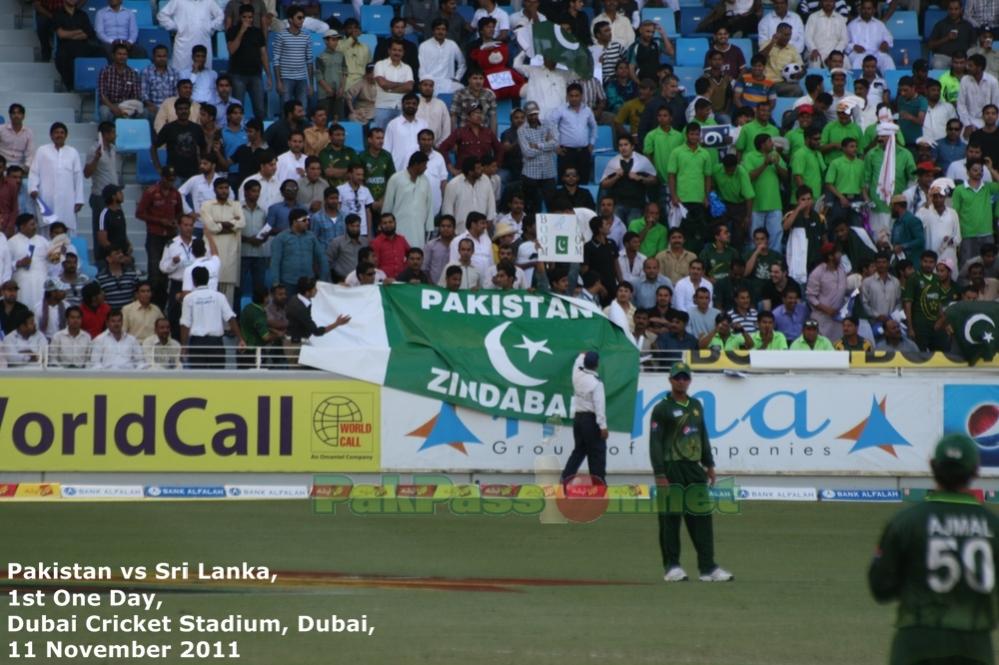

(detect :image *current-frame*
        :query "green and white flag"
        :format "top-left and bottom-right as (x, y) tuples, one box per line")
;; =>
(531, 21), (593, 79)
(945, 301), (999, 364)
(300, 285), (640, 431)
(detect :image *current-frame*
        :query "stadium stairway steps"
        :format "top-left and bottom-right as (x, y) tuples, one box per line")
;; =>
(0, 0), (150, 272)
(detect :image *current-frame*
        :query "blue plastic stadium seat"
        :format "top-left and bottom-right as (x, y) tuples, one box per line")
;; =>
(214, 59), (228, 73)
(641, 8), (678, 38)
(437, 92), (453, 107)
(883, 69), (911, 95)
(340, 120), (364, 151)
(888, 39), (921, 67)
(674, 66), (701, 95)
(115, 118), (152, 152)
(772, 97), (795, 125)
(887, 11), (919, 40)
(73, 58), (105, 92)
(320, 2), (355, 23)
(456, 4), (474, 24)
(678, 0), (702, 6)
(311, 32), (326, 59)
(127, 58), (151, 71)
(923, 7), (946, 39)
(582, 183), (599, 204)
(676, 37), (709, 67)
(593, 153), (614, 185)
(357, 32), (377, 54)
(360, 5), (393, 36)
(138, 27), (170, 57)
(497, 122), (510, 138)
(123, 0), (154, 28)
(136, 148), (166, 185)
(678, 9), (709, 38)
(496, 98), (514, 122)
(729, 37), (754, 60)
(70, 236), (92, 271)
(594, 124), (614, 152)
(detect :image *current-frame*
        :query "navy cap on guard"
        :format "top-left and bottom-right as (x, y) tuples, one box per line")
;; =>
(583, 351), (599, 369)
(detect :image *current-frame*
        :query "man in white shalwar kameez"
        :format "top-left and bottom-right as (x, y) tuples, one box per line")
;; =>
(917, 186), (961, 267)
(8, 214), (51, 311)
(27, 123), (84, 233)
(199, 178), (245, 306)
(157, 0), (224, 72)
(382, 152), (435, 247)
(846, 0), (895, 72)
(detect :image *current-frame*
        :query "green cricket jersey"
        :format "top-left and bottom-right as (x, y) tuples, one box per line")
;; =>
(699, 243), (739, 281)
(868, 492), (999, 658)
(358, 149), (395, 201)
(863, 146), (916, 213)
(904, 273), (959, 330)
(318, 145), (357, 187)
(649, 394), (715, 477)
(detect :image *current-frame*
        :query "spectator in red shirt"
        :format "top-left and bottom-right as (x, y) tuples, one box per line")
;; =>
(437, 104), (503, 176)
(136, 166), (183, 307)
(79, 281), (110, 338)
(0, 158), (19, 237)
(370, 212), (410, 279)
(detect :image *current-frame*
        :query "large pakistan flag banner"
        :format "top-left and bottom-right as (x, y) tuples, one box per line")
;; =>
(300, 285), (640, 432)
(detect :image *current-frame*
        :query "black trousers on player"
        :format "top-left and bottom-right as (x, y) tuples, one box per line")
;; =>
(656, 461), (717, 574)
(561, 412), (606, 482)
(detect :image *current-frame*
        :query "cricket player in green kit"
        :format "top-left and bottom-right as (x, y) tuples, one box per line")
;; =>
(649, 362), (733, 582)
(869, 434), (999, 665)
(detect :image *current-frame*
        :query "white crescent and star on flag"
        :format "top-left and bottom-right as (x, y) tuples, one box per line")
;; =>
(483, 321), (552, 388)
(963, 313), (997, 345)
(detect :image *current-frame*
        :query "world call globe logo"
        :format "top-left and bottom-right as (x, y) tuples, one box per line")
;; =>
(967, 403), (999, 450)
(313, 396), (364, 447)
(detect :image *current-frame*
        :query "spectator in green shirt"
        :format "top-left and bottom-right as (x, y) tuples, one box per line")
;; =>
(862, 130), (916, 241)
(238, 285), (282, 367)
(743, 133), (787, 252)
(938, 51), (966, 105)
(789, 318), (835, 349)
(824, 136), (864, 227)
(820, 105), (862, 167)
(712, 154), (754, 249)
(628, 201), (669, 258)
(734, 100), (779, 155)
(784, 103), (816, 156)
(666, 122), (713, 251)
(951, 159), (999, 264)
(791, 125), (826, 202)
(726, 310), (788, 349)
(643, 105), (684, 207)
(699, 223), (738, 282)
(318, 124), (358, 186)
(744, 227), (783, 301)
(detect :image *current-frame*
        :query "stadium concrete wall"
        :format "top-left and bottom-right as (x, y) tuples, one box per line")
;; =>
(1, 370), (997, 480)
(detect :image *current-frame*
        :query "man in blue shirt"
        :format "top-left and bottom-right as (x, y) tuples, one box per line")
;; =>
(309, 186), (345, 249)
(270, 208), (329, 292)
(265, 180), (300, 234)
(936, 119), (967, 173)
(548, 83), (598, 183)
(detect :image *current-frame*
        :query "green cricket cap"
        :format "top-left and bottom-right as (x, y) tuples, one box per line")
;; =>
(933, 434), (979, 473)
(669, 362), (691, 378)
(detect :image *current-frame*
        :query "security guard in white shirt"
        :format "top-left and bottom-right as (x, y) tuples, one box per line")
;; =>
(561, 351), (609, 483)
(179, 266), (245, 368)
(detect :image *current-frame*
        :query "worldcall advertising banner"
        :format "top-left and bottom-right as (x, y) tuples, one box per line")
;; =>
(380, 375), (952, 475)
(0, 378), (380, 471)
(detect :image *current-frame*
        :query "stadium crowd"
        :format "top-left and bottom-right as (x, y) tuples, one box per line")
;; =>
(0, 0), (998, 367)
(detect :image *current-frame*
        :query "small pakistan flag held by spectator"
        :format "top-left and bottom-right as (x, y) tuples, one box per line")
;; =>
(556, 236), (568, 255)
(945, 301), (999, 364)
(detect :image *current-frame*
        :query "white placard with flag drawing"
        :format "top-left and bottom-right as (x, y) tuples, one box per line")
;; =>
(537, 214), (583, 262)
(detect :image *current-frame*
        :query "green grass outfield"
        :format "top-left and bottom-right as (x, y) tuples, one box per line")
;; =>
(1, 500), (988, 665)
